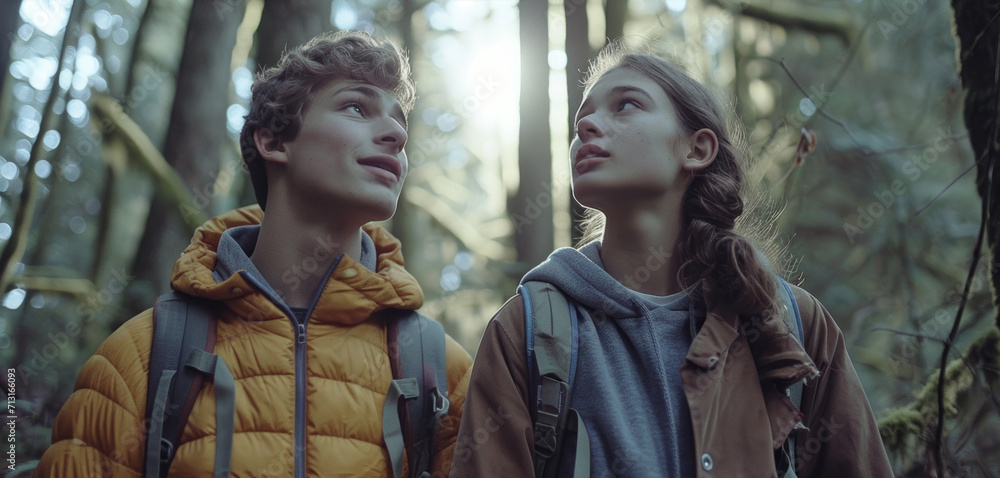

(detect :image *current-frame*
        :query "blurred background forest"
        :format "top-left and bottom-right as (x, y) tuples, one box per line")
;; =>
(0, 0), (998, 476)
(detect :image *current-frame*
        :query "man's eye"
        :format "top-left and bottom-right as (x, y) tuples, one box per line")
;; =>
(345, 103), (363, 115)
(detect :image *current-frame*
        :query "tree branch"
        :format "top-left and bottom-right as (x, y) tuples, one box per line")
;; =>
(404, 187), (508, 261)
(709, 0), (859, 46)
(89, 93), (208, 232)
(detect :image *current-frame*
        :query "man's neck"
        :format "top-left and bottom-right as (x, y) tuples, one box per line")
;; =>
(249, 203), (363, 309)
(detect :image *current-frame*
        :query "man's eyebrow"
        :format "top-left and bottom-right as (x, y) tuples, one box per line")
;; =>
(339, 84), (407, 129)
(574, 85), (655, 123)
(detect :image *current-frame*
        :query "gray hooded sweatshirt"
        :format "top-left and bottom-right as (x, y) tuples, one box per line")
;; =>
(521, 242), (702, 477)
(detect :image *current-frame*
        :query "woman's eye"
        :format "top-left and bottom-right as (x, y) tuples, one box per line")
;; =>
(617, 99), (640, 111)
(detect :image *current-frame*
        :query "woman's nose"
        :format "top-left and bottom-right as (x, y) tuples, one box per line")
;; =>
(576, 113), (603, 142)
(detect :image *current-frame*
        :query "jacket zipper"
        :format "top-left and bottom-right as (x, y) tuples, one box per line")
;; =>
(292, 254), (343, 478)
(295, 320), (307, 478)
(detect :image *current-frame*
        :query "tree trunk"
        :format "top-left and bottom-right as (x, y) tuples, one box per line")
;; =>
(129, 0), (246, 300)
(254, 0), (332, 70)
(950, 0), (999, 328)
(0, 0), (23, 108)
(565, 0), (590, 245)
(513, 0), (553, 271)
(605, 0), (629, 44)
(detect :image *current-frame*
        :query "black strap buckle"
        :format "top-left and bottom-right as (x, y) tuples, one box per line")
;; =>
(533, 376), (568, 459)
(534, 420), (558, 459)
(430, 387), (449, 417)
(159, 437), (175, 464)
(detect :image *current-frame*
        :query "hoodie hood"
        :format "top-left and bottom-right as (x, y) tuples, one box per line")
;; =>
(521, 242), (647, 319)
(522, 241), (818, 388)
(170, 205), (423, 325)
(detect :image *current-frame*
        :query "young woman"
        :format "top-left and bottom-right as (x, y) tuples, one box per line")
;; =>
(451, 44), (892, 477)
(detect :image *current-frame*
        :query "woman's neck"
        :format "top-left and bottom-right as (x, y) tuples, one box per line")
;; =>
(249, 200), (362, 309)
(599, 207), (685, 296)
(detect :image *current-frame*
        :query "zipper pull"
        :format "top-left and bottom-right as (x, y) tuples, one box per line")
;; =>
(297, 323), (307, 344)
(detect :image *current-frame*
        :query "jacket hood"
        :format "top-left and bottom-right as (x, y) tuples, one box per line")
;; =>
(170, 205), (423, 325)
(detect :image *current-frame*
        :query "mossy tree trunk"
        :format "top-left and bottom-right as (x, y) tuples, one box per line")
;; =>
(129, 0), (246, 302)
(951, 0), (1000, 328)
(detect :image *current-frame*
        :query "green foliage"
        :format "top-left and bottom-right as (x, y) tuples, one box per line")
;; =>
(877, 328), (1000, 466)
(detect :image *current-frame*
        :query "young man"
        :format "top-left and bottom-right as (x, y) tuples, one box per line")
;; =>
(35, 31), (472, 477)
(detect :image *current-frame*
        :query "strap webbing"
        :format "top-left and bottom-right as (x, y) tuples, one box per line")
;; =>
(778, 278), (803, 477)
(524, 283), (572, 379)
(522, 281), (578, 478)
(146, 291), (221, 477)
(185, 349), (234, 478)
(567, 409), (591, 476)
(145, 370), (176, 478)
(382, 310), (449, 478)
(383, 378), (419, 478)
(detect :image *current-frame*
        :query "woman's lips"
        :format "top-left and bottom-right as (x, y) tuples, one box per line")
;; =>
(574, 144), (610, 174)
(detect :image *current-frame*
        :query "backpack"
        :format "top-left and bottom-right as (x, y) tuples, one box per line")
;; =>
(143, 291), (450, 478)
(521, 277), (806, 478)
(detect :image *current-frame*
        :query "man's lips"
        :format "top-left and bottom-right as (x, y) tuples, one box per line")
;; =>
(574, 144), (610, 174)
(358, 155), (402, 183)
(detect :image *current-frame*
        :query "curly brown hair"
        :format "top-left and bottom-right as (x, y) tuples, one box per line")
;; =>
(239, 30), (416, 210)
(578, 42), (790, 318)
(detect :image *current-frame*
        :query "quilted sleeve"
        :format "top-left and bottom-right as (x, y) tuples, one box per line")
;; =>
(33, 311), (154, 478)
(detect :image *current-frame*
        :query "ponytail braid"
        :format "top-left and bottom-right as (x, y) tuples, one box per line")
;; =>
(678, 138), (778, 317)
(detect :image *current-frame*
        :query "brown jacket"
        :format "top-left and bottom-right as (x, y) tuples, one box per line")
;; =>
(450, 283), (892, 477)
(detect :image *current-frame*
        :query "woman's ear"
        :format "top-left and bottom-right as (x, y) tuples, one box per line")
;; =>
(254, 128), (289, 164)
(683, 128), (718, 172)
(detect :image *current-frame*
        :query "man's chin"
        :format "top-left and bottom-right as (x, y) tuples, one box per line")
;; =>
(361, 198), (399, 224)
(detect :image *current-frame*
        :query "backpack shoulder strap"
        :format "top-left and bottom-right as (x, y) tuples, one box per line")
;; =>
(145, 291), (226, 478)
(382, 310), (450, 478)
(520, 281), (589, 478)
(776, 277), (804, 477)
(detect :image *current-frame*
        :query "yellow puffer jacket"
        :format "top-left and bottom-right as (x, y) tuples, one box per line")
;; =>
(35, 206), (473, 477)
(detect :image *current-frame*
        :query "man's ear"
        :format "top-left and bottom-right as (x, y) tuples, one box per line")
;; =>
(254, 128), (289, 164)
(683, 128), (718, 172)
